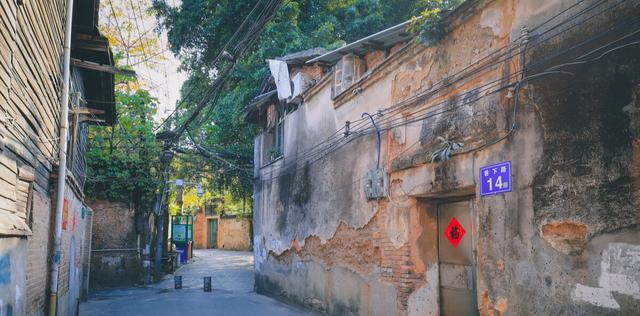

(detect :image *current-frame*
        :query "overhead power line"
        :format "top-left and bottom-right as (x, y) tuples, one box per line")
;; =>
(254, 0), (639, 183)
(157, 0), (283, 144)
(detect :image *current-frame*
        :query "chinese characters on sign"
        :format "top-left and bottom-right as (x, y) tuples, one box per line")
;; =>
(480, 161), (512, 196)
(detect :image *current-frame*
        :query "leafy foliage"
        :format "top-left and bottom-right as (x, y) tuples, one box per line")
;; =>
(85, 88), (163, 208)
(86, 0), (168, 209)
(407, 0), (464, 45)
(168, 184), (250, 216)
(152, 0), (434, 206)
(430, 136), (463, 162)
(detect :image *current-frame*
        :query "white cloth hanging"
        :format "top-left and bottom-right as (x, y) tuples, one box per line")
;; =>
(267, 59), (292, 100)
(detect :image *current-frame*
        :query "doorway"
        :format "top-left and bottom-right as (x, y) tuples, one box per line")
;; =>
(208, 219), (218, 248)
(437, 199), (478, 316)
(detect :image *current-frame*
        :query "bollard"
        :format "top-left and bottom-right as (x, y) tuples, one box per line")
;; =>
(174, 275), (182, 289)
(203, 276), (212, 292)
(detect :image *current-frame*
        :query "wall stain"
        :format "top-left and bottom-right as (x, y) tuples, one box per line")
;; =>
(0, 253), (10, 285)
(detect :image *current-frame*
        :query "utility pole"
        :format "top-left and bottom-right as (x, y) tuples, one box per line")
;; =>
(149, 0), (283, 282)
(154, 149), (173, 281)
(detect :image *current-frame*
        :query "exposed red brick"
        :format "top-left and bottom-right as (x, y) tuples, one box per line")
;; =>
(365, 50), (386, 70)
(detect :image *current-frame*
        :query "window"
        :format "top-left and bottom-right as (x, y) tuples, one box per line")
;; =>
(262, 105), (285, 165)
(332, 54), (366, 98)
(205, 204), (217, 217)
(275, 107), (284, 155)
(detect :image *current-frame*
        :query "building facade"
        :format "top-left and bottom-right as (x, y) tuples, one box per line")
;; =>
(0, 0), (115, 314)
(249, 0), (640, 315)
(194, 203), (252, 251)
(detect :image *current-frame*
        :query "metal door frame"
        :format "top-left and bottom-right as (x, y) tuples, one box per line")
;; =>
(435, 196), (478, 316)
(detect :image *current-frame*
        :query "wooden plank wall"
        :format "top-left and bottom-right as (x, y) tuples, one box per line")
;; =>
(0, 0), (67, 213)
(0, 1), (76, 314)
(0, 0), (94, 222)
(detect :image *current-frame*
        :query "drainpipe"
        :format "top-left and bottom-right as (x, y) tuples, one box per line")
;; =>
(49, 0), (74, 314)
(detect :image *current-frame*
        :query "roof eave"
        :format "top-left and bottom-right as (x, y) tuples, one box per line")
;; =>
(307, 20), (414, 65)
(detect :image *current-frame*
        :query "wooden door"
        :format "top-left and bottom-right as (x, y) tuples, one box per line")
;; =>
(209, 219), (218, 248)
(438, 199), (478, 316)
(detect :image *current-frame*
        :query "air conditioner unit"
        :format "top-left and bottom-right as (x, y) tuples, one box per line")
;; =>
(289, 73), (313, 102)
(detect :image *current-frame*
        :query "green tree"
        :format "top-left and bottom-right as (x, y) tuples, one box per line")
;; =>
(86, 0), (169, 210)
(151, 0), (437, 205)
(408, 0), (464, 45)
(85, 87), (162, 209)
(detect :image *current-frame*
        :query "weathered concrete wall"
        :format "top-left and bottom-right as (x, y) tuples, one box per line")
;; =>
(253, 0), (640, 315)
(218, 217), (252, 251)
(88, 200), (141, 289)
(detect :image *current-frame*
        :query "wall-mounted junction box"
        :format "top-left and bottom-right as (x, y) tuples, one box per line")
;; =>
(364, 168), (388, 200)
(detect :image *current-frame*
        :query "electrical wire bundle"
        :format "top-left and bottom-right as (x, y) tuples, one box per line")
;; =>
(157, 0), (283, 144)
(255, 0), (640, 184)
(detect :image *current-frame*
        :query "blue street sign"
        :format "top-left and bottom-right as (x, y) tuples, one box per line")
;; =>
(480, 161), (512, 196)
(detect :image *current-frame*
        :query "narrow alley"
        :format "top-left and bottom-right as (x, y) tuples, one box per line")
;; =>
(2, 0), (640, 315)
(80, 249), (312, 316)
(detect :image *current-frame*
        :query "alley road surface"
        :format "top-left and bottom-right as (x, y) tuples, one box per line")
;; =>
(80, 249), (313, 316)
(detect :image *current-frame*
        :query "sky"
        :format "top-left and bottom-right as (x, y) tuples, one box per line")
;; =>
(143, 32), (187, 123)
(131, 1), (186, 124)
(99, 0), (186, 124)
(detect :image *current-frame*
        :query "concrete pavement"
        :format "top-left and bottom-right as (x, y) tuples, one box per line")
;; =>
(80, 249), (314, 316)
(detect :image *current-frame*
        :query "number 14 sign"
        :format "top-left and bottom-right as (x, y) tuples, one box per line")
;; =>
(480, 161), (512, 196)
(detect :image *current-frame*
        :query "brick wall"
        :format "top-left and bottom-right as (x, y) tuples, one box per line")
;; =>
(25, 190), (52, 315)
(46, 183), (93, 315)
(25, 175), (94, 315)
(365, 50), (387, 70)
(389, 42), (406, 55)
(278, 207), (424, 313)
(89, 200), (141, 288)
(193, 210), (207, 249)
(218, 217), (251, 251)
(81, 207), (92, 301)
(299, 64), (324, 80)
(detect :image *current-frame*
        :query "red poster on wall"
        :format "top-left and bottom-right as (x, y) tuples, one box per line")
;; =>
(62, 199), (69, 230)
(444, 217), (466, 248)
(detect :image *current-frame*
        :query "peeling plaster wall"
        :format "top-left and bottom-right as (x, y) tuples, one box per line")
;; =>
(257, 255), (397, 316)
(0, 238), (27, 316)
(253, 0), (640, 314)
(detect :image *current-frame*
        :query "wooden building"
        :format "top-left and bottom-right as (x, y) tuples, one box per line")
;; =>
(0, 0), (116, 314)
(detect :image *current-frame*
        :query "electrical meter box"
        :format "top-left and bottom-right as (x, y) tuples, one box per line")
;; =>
(364, 168), (388, 199)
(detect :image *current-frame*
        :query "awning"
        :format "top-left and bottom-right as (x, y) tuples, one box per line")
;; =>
(71, 58), (136, 77)
(243, 90), (278, 124)
(276, 47), (327, 65)
(307, 20), (413, 65)
(70, 0), (117, 126)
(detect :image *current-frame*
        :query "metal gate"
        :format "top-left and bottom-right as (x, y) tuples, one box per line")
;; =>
(438, 199), (477, 316)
